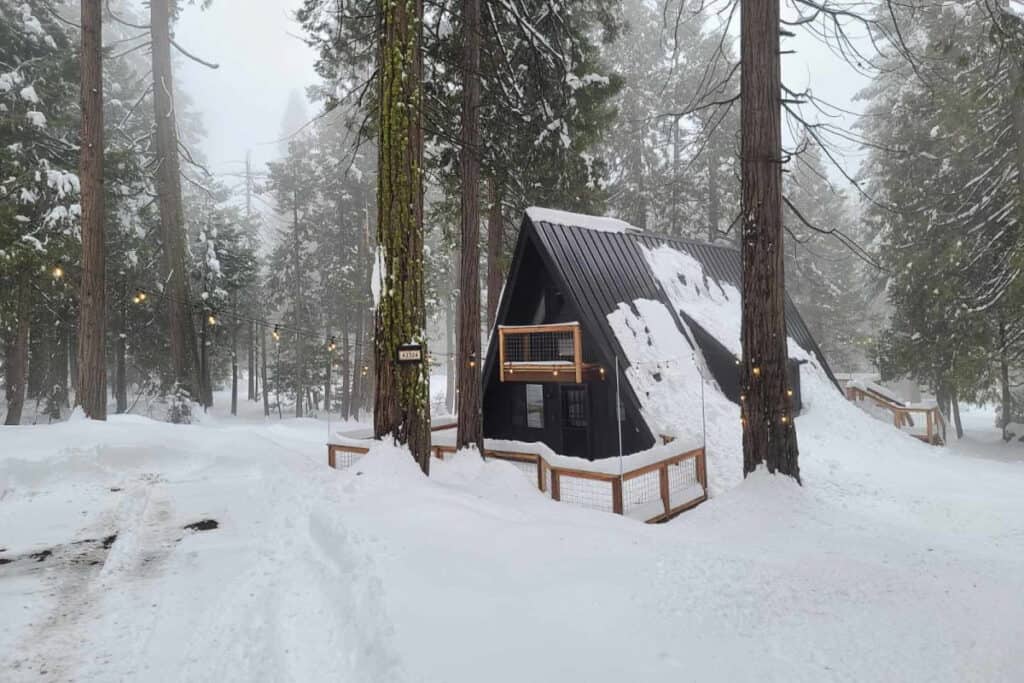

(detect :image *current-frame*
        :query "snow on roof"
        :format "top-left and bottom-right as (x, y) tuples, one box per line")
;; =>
(607, 297), (742, 494)
(643, 243), (742, 357)
(525, 206), (640, 234)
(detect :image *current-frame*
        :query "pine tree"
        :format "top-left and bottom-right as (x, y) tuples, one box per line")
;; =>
(76, 0), (106, 419)
(456, 0), (483, 450)
(739, 0), (799, 481)
(150, 0), (201, 413)
(374, 0), (431, 472)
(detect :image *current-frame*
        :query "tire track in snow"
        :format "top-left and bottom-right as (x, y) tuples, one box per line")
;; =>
(4, 473), (175, 682)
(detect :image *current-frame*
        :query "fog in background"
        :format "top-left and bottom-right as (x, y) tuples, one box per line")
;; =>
(171, 0), (870, 185)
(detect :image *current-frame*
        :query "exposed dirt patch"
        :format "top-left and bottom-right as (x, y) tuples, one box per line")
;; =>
(30, 549), (52, 563)
(184, 519), (218, 532)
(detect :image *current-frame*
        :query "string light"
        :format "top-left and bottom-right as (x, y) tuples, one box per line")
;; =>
(52, 264), (64, 279)
(272, 324), (280, 342)
(327, 336), (337, 351)
(752, 366), (761, 377)
(786, 389), (794, 397)
(781, 415), (789, 424)
(207, 313), (217, 326)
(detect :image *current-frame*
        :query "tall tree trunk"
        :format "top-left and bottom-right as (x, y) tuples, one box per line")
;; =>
(324, 348), (332, 414)
(486, 181), (503, 328)
(949, 385), (964, 440)
(352, 317), (364, 421)
(445, 256), (456, 415)
(231, 309), (238, 417)
(707, 149), (720, 243)
(248, 320), (256, 401)
(115, 286), (127, 414)
(76, 0), (106, 420)
(291, 200), (305, 419)
(199, 316), (209, 408)
(457, 0), (483, 451)
(261, 327), (270, 417)
(4, 277), (31, 425)
(150, 0), (200, 403)
(739, 0), (799, 481)
(374, 0), (431, 472)
(341, 320), (351, 418)
(275, 339), (283, 419)
(999, 316), (1013, 438)
(671, 118), (681, 235)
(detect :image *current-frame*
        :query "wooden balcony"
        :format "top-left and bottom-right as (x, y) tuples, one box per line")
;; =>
(498, 322), (604, 383)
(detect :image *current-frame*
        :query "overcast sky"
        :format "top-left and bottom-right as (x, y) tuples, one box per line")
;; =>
(170, 0), (871, 188)
(174, 0), (318, 176)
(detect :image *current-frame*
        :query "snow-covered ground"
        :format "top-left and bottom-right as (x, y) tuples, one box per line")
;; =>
(2, 378), (1024, 682)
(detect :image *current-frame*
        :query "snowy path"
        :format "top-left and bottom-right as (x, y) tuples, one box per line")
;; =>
(2, 380), (1024, 681)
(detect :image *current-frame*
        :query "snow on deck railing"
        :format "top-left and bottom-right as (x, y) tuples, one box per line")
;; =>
(846, 385), (946, 445)
(327, 431), (708, 523)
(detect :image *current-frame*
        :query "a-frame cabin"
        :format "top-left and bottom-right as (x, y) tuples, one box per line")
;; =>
(482, 207), (838, 461)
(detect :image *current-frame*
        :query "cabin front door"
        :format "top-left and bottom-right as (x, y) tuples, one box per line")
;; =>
(560, 385), (591, 459)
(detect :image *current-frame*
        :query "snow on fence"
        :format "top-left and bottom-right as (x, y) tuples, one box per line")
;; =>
(846, 384), (946, 445)
(327, 427), (708, 523)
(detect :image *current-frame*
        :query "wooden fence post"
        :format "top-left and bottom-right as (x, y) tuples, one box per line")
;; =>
(573, 324), (582, 384)
(551, 470), (561, 501)
(659, 465), (670, 515)
(499, 327), (505, 382)
(612, 478), (623, 515)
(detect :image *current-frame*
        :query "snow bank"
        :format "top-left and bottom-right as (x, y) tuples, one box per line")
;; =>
(4, 389), (1024, 681)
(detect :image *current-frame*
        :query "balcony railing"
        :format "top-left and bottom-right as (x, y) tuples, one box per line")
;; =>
(498, 322), (603, 383)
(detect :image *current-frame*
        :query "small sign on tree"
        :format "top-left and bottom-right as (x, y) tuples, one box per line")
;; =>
(396, 343), (423, 364)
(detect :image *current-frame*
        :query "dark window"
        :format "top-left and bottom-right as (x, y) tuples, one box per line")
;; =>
(562, 387), (588, 428)
(526, 384), (544, 428)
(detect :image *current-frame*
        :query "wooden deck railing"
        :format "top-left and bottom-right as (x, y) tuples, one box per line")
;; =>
(498, 322), (603, 383)
(328, 417), (708, 522)
(846, 385), (946, 445)
(344, 437), (710, 523)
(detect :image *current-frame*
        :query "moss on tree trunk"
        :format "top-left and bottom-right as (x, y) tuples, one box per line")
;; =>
(374, 0), (431, 473)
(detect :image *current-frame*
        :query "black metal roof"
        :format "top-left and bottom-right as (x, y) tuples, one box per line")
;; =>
(484, 210), (837, 391)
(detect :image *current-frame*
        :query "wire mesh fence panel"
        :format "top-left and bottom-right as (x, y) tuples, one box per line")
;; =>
(623, 470), (661, 514)
(666, 459), (702, 508)
(333, 451), (364, 470)
(556, 474), (614, 513)
(485, 455), (539, 486)
(504, 328), (576, 363)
